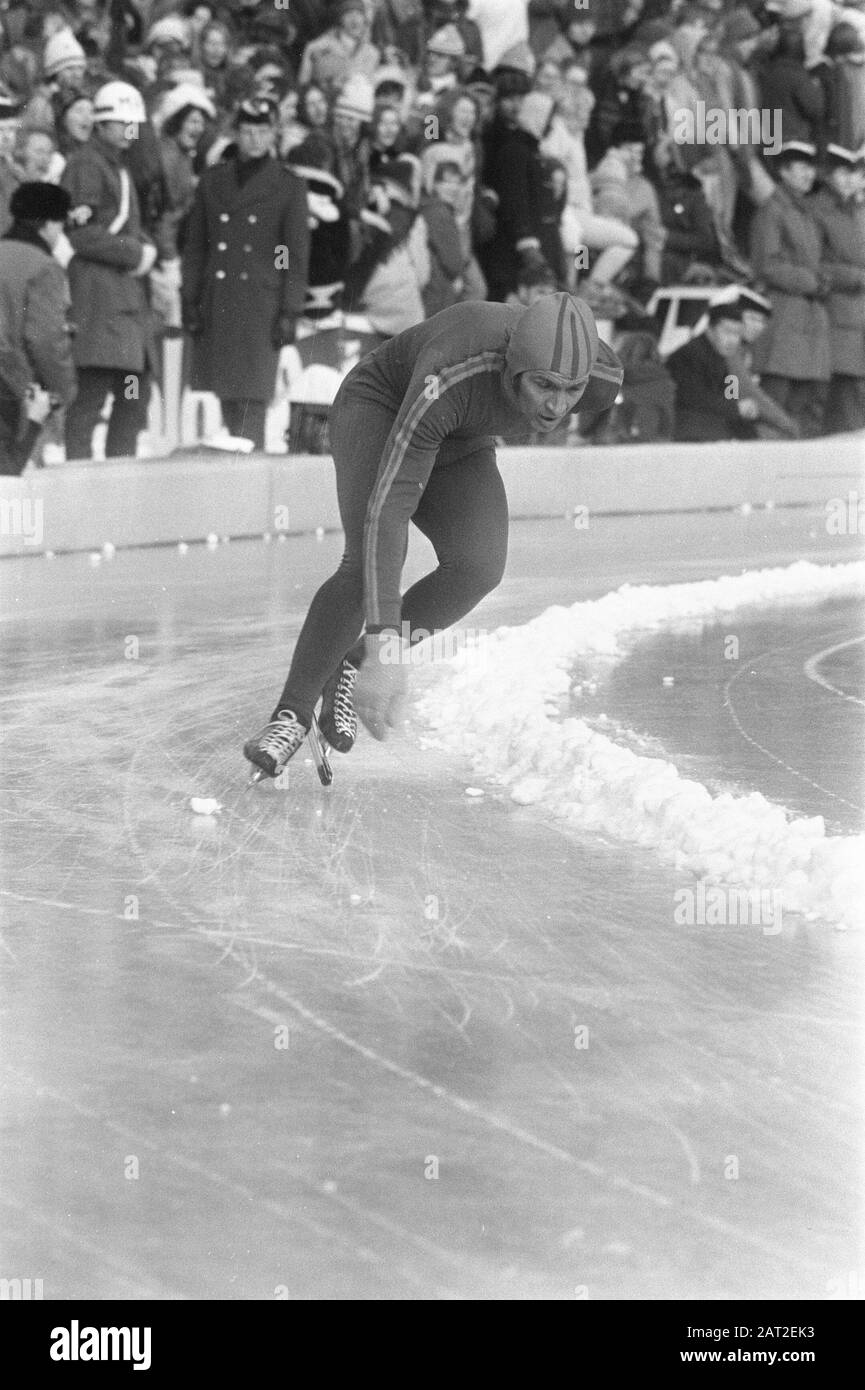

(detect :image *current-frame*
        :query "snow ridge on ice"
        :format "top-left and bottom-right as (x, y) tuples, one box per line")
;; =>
(418, 562), (865, 928)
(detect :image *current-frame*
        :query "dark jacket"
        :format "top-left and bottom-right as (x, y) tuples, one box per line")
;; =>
(749, 183), (832, 381)
(810, 184), (865, 378)
(420, 193), (464, 317)
(61, 137), (154, 373)
(479, 118), (546, 300)
(657, 169), (721, 283)
(286, 156), (351, 315)
(666, 331), (757, 442)
(182, 154), (310, 400)
(0, 226), (76, 403)
(757, 54), (826, 146)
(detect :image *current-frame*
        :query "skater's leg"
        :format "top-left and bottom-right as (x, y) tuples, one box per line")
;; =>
(271, 392), (397, 723)
(400, 448), (509, 639)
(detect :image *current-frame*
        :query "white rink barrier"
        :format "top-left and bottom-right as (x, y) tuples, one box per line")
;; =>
(1, 433), (863, 557)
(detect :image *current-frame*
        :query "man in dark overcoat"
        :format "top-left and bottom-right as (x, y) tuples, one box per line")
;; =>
(181, 98), (310, 449)
(749, 141), (832, 438)
(810, 145), (865, 434)
(61, 81), (158, 460)
(666, 300), (760, 443)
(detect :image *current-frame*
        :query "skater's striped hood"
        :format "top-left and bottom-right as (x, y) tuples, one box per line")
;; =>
(506, 292), (618, 391)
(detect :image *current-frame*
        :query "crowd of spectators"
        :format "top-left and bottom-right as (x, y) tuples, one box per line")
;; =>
(1, 0), (864, 466)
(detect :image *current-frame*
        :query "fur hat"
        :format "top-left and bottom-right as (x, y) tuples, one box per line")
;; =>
(43, 28), (86, 80)
(427, 25), (466, 58)
(333, 74), (375, 123)
(10, 181), (71, 223)
(157, 83), (215, 134)
(146, 16), (192, 51)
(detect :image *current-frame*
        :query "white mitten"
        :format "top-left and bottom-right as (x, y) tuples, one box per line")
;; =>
(52, 231), (75, 269)
(130, 243), (158, 278)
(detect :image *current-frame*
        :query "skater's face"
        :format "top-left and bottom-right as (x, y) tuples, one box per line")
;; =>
(514, 371), (587, 430)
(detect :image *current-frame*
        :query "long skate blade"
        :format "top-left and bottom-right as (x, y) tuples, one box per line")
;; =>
(308, 714), (333, 787)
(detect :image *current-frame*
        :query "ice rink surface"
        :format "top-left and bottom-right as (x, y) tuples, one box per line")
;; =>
(1, 505), (863, 1300)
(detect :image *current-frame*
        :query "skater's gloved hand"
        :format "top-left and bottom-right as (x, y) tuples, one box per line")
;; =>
(271, 314), (297, 349)
(354, 631), (409, 742)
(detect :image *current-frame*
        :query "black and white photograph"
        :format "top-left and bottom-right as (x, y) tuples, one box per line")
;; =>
(1, 0), (863, 1340)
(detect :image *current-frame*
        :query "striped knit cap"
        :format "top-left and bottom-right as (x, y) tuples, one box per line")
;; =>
(506, 293), (599, 385)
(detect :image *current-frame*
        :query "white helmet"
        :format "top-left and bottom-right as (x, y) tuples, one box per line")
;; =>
(92, 81), (147, 126)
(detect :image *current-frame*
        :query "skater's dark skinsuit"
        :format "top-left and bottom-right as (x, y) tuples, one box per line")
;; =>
(271, 294), (623, 740)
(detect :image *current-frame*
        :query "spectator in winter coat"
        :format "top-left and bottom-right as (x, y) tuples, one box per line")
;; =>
(536, 153), (568, 286)
(420, 87), (487, 299)
(155, 85), (216, 260)
(298, 0), (380, 98)
(724, 287), (801, 440)
(666, 301), (760, 441)
(346, 157), (430, 335)
(425, 1), (484, 77)
(586, 43), (652, 167)
(749, 140), (832, 436)
(22, 28), (89, 132)
(757, 25), (826, 147)
(591, 120), (666, 288)
(542, 82), (639, 295)
(420, 157), (465, 316)
(52, 91), (96, 167)
(479, 88), (553, 301)
(810, 144), (865, 431)
(0, 180), (76, 473)
(414, 24), (465, 114)
(763, 0), (865, 70)
(654, 138), (722, 282)
(643, 38), (702, 179)
(181, 97), (310, 448)
(61, 81), (158, 460)
(368, 100), (412, 182)
(288, 131), (352, 319)
(197, 21), (249, 110)
(330, 74), (375, 254)
(370, 0), (427, 71)
(824, 21), (865, 150)
(0, 84), (23, 235)
(298, 82), (332, 136)
(593, 327), (676, 444)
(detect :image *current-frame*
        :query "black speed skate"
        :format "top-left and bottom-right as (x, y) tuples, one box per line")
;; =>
(244, 708), (309, 780)
(319, 658), (358, 753)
